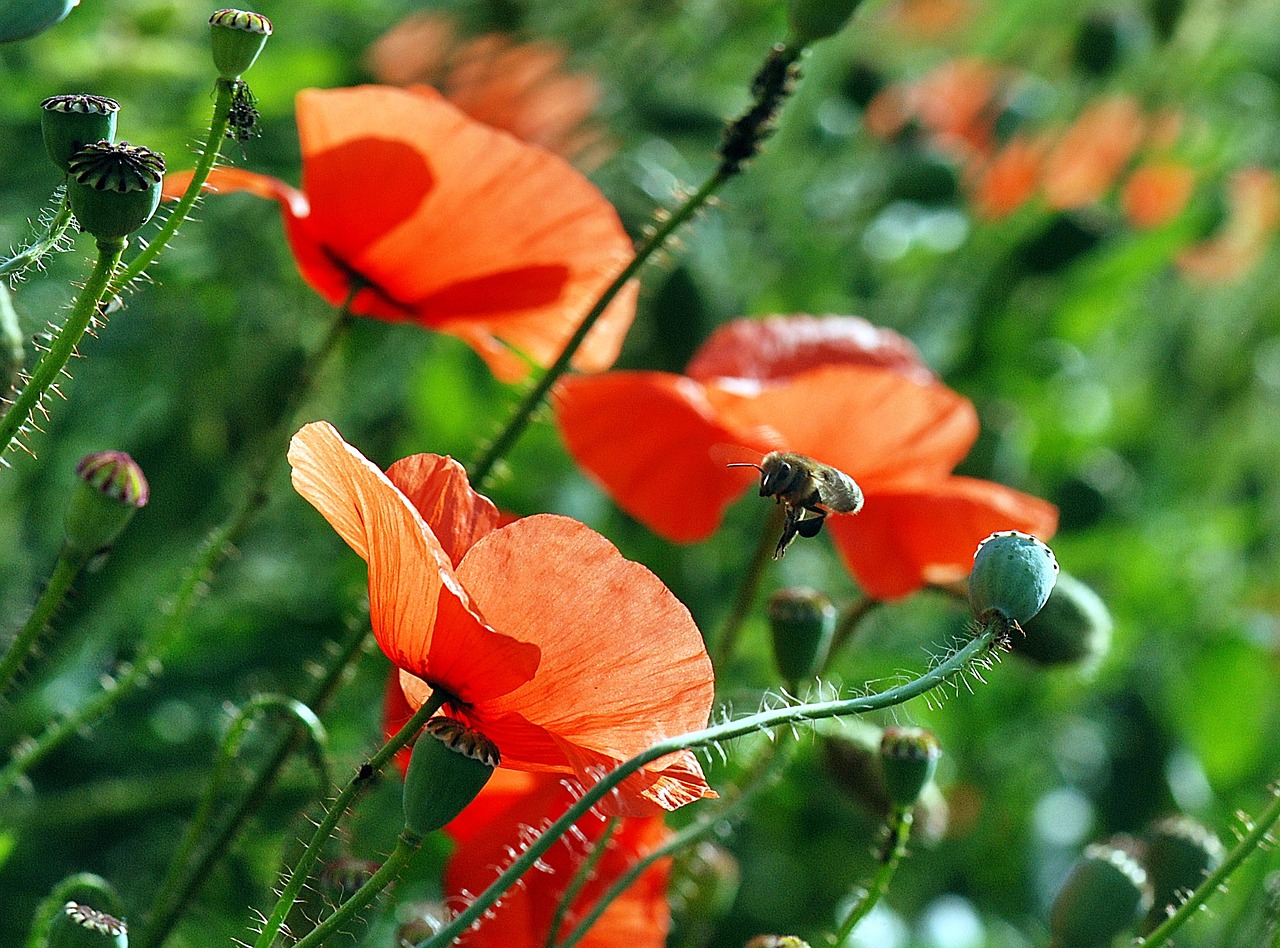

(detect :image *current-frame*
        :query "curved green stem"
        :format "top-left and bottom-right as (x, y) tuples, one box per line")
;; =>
(0, 237), (123, 458)
(0, 545), (86, 695)
(423, 623), (1003, 948)
(546, 818), (619, 948)
(830, 807), (913, 945)
(252, 691), (447, 948)
(0, 192), (73, 279)
(712, 504), (786, 667)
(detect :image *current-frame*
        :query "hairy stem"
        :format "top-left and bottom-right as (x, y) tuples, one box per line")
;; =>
(0, 545), (86, 696)
(0, 192), (73, 279)
(1, 283), (25, 395)
(546, 818), (619, 948)
(829, 807), (913, 945)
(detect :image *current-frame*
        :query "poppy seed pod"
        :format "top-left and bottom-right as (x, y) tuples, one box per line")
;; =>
(209, 9), (272, 80)
(1140, 815), (1225, 933)
(47, 902), (128, 948)
(0, 0), (78, 43)
(64, 451), (149, 558)
(1016, 572), (1112, 669)
(745, 937), (811, 948)
(785, 0), (864, 46)
(879, 726), (941, 810)
(40, 94), (119, 173)
(767, 587), (836, 687)
(969, 530), (1059, 626)
(1050, 843), (1152, 948)
(66, 142), (165, 242)
(402, 718), (498, 836)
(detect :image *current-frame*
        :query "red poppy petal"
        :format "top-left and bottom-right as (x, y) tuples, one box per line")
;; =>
(824, 476), (1059, 600)
(686, 314), (933, 384)
(385, 453), (500, 566)
(288, 422), (538, 703)
(705, 365), (979, 488)
(553, 373), (773, 543)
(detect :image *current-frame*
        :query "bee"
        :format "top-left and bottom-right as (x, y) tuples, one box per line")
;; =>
(728, 451), (864, 558)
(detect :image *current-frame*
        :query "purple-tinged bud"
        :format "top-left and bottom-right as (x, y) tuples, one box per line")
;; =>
(64, 451), (148, 557)
(67, 142), (165, 242)
(1050, 843), (1152, 948)
(40, 95), (119, 173)
(879, 726), (941, 810)
(0, 0), (79, 44)
(209, 9), (272, 80)
(1015, 572), (1111, 669)
(969, 531), (1058, 626)
(1140, 815), (1225, 933)
(785, 0), (865, 46)
(48, 902), (128, 948)
(767, 588), (836, 688)
(402, 717), (498, 836)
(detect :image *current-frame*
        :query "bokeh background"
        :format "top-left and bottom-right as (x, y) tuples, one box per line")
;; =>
(3, 0), (1280, 945)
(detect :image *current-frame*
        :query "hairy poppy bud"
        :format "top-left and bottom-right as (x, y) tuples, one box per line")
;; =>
(40, 94), (119, 173)
(879, 726), (941, 810)
(48, 903), (128, 948)
(0, 0), (78, 44)
(1050, 843), (1152, 948)
(767, 588), (836, 687)
(66, 142), (165, 242)
(785, 0), (864, 46)
(64, 451), (149, 558)
(402, 717), (498, 836)
(1016, 572), (1112, 669)
(209, 9), (272, 80)
(1141, 816), (1225, 933)
(969, 531), (1059, 626)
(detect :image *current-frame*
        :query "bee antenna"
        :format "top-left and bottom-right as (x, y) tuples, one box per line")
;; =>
(726, 462), (763, 472)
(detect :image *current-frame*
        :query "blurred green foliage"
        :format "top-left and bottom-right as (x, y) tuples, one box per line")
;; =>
(2, 0), (1280, 946)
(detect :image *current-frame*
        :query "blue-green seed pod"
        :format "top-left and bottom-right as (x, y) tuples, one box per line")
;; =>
(40, 95), (119, 173)
(47, 902), (128, 948)
(879, 726), (941, 810)
(1050, 844), (1151, 948)
(969, 531), (1059, 626)
(1141, 816), (1225, 933)
(1016, 572), (1112, 669)
(402, 717), (498, 836)
(209, 9), (272, 80)
(64, 451), (149, 558)
(767, 588), (836, 687)
(785, 0), (865, 46)
(66, 142), (165, 242)
(0, 0), (78, 43)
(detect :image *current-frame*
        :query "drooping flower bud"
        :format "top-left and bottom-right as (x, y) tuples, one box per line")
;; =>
(209, 9), (272, 80)
(1016, 572), (1112, 669)
(785, 0), (865, 46)
(0, 0), (78, 44)
(40, 94), (119, 173)
(879, 726), (941, 811)
(1140, 815), (1225, 932)
(47, 902), (128, 948)
(1049, 843), (1152, 948)
(66, 142), (165, 242)
(969, 531), (1059, 627)
(64, 451), (149, 558)
(767, 588), (836, 687)
(402, 717), (498, 836)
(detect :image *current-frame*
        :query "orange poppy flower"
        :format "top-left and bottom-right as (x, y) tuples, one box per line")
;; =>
(554, 315), (1058, 600)
(970, 134), (1047, 219)
(288, 420), (715, 815)
(1121, 160), (1195, 229)
(385, 678), (672, 948)
(164, 85), (636, 382)
(1178, 167), (1280, 283)
(1042, 95), (1145, 210)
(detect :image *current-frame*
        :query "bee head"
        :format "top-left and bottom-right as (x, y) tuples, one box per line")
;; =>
(759, 457), (795, 497)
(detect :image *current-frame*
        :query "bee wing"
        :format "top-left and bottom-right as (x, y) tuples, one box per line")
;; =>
(817, 466), (864, 514)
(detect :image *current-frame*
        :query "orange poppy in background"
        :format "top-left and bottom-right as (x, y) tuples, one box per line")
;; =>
(163, 86), (636, 382)
(969, 134), (1047, 219)
(385, 680), (673, 948)
(554, 315), (1058, 600)
(288, 421), (715, 815)
(1178, 167), (1280, 283)
(1041, 94), (1145, 210)
(1121, 160), (1195, 229)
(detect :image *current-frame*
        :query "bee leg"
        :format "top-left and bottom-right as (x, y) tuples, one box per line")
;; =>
(795, 509), (826, 539)
(774, 506), (803, 559)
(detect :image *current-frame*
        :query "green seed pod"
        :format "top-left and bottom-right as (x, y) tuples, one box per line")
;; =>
(1140, 816), (1225, 933)
(1050, 843), (1152, 948)
(64, 451), (149, 558)
(209, 9), (272, 80)
(969, 531), (1059, 626)
(785, 0), (864, 46)
(879, 726), (941, 810)
(402, 717), (498, 836)
(48, 902), (128, 948)
(40, 94), (119, 173)
(745, 937), (811, 948)
(767, 588), (836, 688)
(66, 142), (165, 242)
(0, 0), (78, 44)
(1016, 572), (1112, 669)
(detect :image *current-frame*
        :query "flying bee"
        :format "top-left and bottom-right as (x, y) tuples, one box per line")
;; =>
(728, 451), (864, 559)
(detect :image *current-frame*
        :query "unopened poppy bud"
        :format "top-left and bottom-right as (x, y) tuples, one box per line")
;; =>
(1016, 573), (1112, 669)
(0, 0), (78, 43)
(40, 94), (119, 173)
(48, 902), (128, 948)
(1049, 843), (1152, 948)
(66, 142), (165, 242)
(879, 726), (941, 810)
(671, 841), (740, 923)
(209, 9), (272, 80)
(1141, 816), (1225, 932)
(969, 531), (1058, 626)
(785, 0), (864, 46)
(745, 937), (811, 948)
(402, 717), (498, 836)
(767, 588), (836, 687)
(64, 451), (149, 557)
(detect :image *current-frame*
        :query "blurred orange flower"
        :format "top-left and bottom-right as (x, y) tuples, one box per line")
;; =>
(164, 86), (636, 382)
(1178, 167), (1280, 283)
(289, 421), (715, 815)
(554, 316), (1057, 600)
(970, 134), (1047, 219)
(1042, 95), (1145, 210)
(1121, 160), (1195, 228)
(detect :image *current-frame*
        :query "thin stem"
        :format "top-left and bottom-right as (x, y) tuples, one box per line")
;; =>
(546, 818), (619, 948)
(0, 237), (123, 457)
(252, 691), (447, 948)
(0, 546), (86, 695)
(712, 504), (785, 667)
(1136, 782), (1280, 947)
(0, 191), (73, 279)
(423, 623), (1003, 948)
(829, 808), (913, 945)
